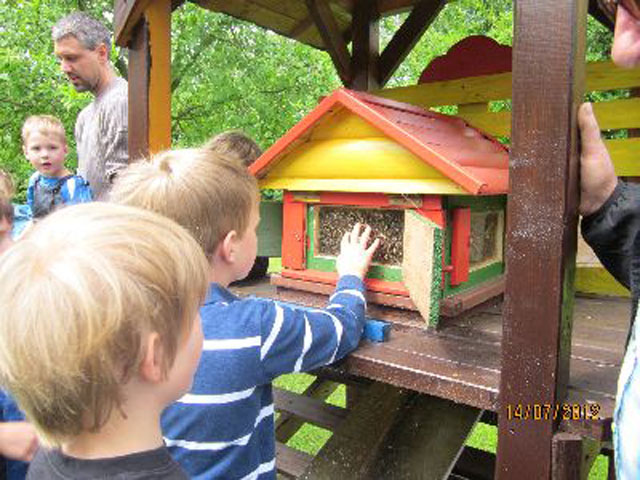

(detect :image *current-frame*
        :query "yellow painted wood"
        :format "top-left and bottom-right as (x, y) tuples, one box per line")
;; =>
(575, 266), (629, 297)
(268, 138), (451, 180)
(593, 98), (640, 130)
(458, 111), (510, 137)
(376, 61), (640, 109)
(146, 0), (171, 154)
(259, 178), (467, 194)
(375, 71), (512, 109)
(608, 138), (640, 176)
(310, 109), (383, 140)
(458, 98), (640, 138)
(458, 103), (488, 114)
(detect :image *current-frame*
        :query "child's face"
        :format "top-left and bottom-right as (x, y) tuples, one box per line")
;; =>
(232, 200), (261, 281)
(23, 133), (68, 178)
(164, 315), (204, 401)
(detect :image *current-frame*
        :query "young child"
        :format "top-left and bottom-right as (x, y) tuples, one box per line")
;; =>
(205, 130), (269, 280)
(0, 202), (210, 479)
(110, 148), (380, 480)
(21, 115), (92, 219)
(204, 130), (262, 167)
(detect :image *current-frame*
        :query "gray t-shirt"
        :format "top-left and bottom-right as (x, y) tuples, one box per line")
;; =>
(75, 76), (128, 199)
(26, 446), (188, 479)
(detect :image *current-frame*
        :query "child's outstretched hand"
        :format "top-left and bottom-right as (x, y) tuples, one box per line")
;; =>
(336, 223), (381, 280)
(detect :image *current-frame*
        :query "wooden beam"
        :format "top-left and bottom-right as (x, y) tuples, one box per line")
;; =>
(306, 0), (352, 84)
(370, 395), (482, 479)
(349, 0), (379, 90)
(146, 0), (172, 153)
(378, 0), (446, 86)
(114, 0), (153, 47)
(496, 0), (588, 478)
(127, 18), (149, 161)
(300, 382), (411, 479)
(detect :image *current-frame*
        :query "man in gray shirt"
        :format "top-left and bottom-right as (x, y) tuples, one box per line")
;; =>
(52, 12), (128, 199)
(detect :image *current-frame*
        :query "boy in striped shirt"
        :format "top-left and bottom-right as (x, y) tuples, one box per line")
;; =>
(110, 148), (379, 480)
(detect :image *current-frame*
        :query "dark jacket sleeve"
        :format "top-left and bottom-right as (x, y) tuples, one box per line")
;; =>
(581, 181), (640, 290)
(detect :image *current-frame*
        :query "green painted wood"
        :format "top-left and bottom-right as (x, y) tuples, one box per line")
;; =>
(257, 201), (283, 257)
(444, 262), (505, 296)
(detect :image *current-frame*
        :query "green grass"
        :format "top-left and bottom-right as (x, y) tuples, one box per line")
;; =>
(275, 374), (611, 478)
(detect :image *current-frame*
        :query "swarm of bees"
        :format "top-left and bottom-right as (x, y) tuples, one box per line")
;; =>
(316, 206), (404, 265)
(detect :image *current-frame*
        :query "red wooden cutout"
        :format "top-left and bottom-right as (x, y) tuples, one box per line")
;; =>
(450, 207), (471, 285)
(282, 192), (306, 270)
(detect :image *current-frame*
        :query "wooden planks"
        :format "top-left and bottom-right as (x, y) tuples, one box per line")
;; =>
(274, 387), (347, 431)
(376, 61), (640, 109)
(370, 395), (482, 479)
(300, 382), (411, 479)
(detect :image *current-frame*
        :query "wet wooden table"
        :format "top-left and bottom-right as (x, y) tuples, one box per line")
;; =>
(231, 278), (628, 442)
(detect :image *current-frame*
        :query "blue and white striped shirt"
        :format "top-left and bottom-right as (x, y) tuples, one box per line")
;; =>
(161, 275), (367, 480)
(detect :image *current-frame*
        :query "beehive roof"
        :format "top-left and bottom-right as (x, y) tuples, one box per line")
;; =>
(250, 88), (509, 195)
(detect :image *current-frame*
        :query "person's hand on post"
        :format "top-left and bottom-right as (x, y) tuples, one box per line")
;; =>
(336, 223), (381, 280)
(612, 4), (640, 68)
(578, 103), (618, 216)
(0, 421), (38, 462)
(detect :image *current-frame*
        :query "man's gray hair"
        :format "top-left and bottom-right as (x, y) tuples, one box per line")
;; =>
(52, 12), (112, 55)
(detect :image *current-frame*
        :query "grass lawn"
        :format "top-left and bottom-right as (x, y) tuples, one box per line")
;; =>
(268, 258), (610, 478)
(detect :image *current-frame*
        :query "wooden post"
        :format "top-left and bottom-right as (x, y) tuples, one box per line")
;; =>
(496, 0), (587, 478)
(349, 0), (379, 91)
(146, 0), (172, 153)
(124, 0), (171, 161)
(127, 20), (150, 161)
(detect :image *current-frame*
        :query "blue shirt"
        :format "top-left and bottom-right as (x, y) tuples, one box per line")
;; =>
(0, 391), (28, 480)
(162, 275), (366, 479)
(26, 172), (92, 220)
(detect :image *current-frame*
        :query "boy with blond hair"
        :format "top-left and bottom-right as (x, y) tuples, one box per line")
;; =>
(0, 203), (210, 479)
(111, 149), (379, 480)
(21, 115), (92, 220)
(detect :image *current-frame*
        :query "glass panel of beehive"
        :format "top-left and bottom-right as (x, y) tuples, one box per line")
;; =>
(316, 206), (404, 265)
(469, 210), (504, 269)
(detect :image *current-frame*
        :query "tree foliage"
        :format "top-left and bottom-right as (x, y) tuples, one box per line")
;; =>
(0, 0), (614, 199)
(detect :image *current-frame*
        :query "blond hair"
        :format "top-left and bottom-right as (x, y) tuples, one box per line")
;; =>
(110, 148), (259, 259)
(203, 131), (262, 167)
(21, 115), (67, 146)
(0, 170), (13, 224)
(0, 202), (209, 446)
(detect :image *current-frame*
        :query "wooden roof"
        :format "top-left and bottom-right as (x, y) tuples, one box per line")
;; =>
(249, 88), (509, 195)
(116, 0), (613, 51)
(191, 0), (420, 49)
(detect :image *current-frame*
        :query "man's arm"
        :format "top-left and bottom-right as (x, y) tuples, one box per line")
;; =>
(579, 103), (640, 289)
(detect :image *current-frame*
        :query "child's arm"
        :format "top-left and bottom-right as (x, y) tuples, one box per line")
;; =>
(0, 422), (37, 462)
(258, 223), (380, 379)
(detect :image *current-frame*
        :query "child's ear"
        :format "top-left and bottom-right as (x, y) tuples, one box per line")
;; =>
(219, 230), (239, 264)
(139, 332), (164, 384)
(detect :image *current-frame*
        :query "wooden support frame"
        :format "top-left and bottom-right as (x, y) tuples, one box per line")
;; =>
(124, 0), (172, 161)
(350, 0), (379, 91)
(305, 0), (352, 85)
(378, 0), (446, 86)
(497, 0), (587, 478)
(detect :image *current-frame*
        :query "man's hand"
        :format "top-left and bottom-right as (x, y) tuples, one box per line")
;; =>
(612, 4), (640, 68)
(0, 422), (38, 462)
(336, 223), (381, 280)
(578, 103), (618, 216)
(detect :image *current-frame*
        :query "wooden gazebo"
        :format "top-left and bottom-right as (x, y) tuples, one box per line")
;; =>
(114, 1), (634, 478)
